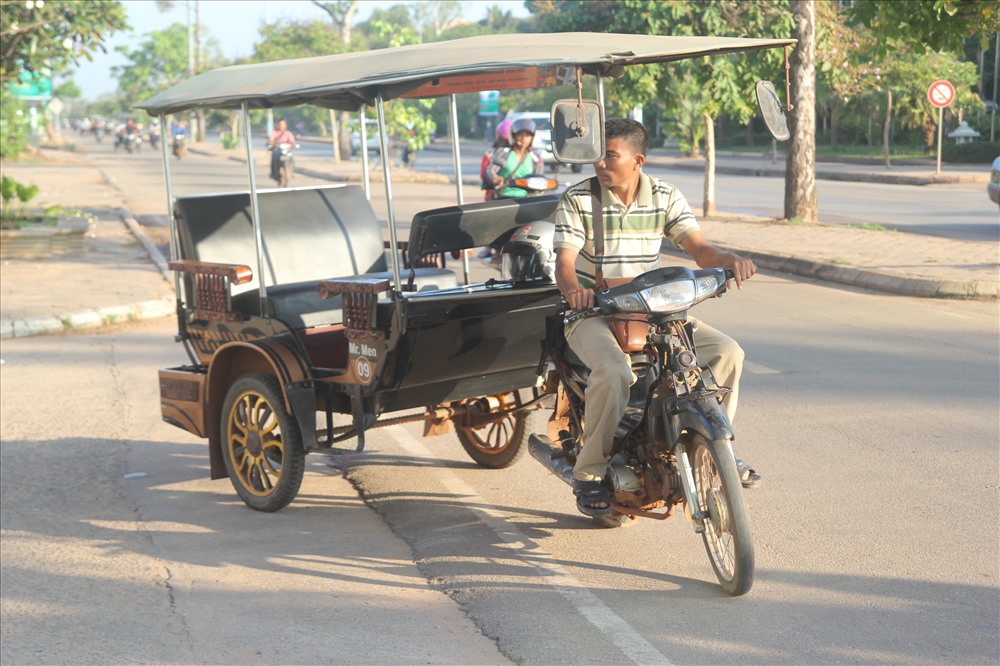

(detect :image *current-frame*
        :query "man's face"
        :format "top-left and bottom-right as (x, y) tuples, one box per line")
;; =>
(278, 120), (287, 131)
(594, 136), (642, 190)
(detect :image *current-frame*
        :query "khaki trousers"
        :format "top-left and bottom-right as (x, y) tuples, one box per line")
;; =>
(566, 316), (744, 482)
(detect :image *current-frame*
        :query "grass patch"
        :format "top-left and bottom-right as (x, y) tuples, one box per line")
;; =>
(830, 257), (850, 265)
(787, 216), (810, 226)
(849, 223), (889, 232)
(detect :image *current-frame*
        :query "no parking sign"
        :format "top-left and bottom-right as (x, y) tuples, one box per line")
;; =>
(927, 79), (956, 175)
(927, 80), (956, 109)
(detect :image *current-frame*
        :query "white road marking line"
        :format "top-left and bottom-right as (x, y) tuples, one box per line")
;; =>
(390, 425), (673, 666)
(744, 360), (780, 374)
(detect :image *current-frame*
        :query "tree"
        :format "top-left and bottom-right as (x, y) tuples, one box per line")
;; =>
(253, 20), (346, 148)
(784, 0), (817, 222)
(410, 1), (462, 42)
(0, 0), (127, 85)
(529, 0), (794, 215)
(847, 0), (999, 55)
(113, 23), (220, 115)
(310, 1), (357, 160)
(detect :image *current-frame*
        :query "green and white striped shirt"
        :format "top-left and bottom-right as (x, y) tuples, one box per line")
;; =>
(553, 173), (701, 287)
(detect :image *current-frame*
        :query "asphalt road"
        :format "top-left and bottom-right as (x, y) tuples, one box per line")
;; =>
(337, 268), (999, 664)
(2, 276), (996, 664)
(2, 139), (997, 664)
(302, 138), (999, 243)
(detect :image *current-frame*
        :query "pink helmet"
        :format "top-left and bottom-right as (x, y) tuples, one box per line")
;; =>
(496, 119), (514, 142)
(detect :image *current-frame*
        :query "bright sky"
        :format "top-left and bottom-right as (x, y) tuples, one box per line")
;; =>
(70, 0), (530, 99)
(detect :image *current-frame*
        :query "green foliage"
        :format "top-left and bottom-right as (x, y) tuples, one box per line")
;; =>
(251, 20), (346, 136)
(0, 95), (30, 158)
(0, 0), (128, 85)
(113, 23), (222, 115)
(528, 0), (793, 146)
(847, 0), (999, 55)
(54, 79), (82, 99)
(0, 175), (41, 222)
(941, 140), (1000, 163)
(220, 132), (240, 150)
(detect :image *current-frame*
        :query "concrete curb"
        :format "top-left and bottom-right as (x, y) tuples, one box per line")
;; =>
(659, 161), (989, 186)
(0, 171), (178, 340)
(709, 247), (998, 300)
(0, 298), (176, 339)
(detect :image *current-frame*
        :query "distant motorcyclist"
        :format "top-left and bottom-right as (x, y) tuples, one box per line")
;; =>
(484, 117), (543, 200)
(267, 119), (296, 183)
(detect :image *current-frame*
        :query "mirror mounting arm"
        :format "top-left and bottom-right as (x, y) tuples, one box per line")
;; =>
(784, 46), (794, 113)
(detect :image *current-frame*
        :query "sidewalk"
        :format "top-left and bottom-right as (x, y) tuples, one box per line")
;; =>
(1, 143), (996, 339)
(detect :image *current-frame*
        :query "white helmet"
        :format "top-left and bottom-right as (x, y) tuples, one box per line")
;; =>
(500, 222), (555, 282)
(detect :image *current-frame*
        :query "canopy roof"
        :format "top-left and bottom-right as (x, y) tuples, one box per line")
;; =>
(137, 32), (795, 115)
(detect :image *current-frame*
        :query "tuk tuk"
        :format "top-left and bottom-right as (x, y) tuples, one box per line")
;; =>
(139, 32), (795, 514)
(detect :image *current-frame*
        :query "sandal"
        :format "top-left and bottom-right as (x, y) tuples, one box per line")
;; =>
(736, 459), (762, 489)
(573, 479), (612, 517)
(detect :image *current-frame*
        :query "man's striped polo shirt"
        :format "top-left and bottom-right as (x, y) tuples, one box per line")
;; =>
(552, 173), (701, 287)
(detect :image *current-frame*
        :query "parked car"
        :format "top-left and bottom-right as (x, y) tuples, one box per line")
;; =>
(349, 119), (380, 154)
(507, 111), (583, 174)
(988, 156), (1000, 208)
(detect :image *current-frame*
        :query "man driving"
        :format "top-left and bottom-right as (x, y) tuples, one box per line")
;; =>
(553, 118), (761, 517)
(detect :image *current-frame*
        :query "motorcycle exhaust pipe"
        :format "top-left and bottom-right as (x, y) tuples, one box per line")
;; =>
(528, 434), (576, 487)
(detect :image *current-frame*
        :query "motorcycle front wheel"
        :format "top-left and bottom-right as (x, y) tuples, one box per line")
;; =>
(689, 434), (754, 596)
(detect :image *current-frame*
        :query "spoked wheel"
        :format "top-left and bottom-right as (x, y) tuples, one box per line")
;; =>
(689, 434), (754, 595)
(455, 393), (533, 468)
(220, 373), (305, 512)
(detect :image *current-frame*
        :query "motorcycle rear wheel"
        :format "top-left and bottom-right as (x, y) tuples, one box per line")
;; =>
(689, 434), (754, 596)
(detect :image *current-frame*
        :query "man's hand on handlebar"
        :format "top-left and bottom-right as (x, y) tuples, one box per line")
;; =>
(725, 257), (756, 290)
(563, 286), (594, 312)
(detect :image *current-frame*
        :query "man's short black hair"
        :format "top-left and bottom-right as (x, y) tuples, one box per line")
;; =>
(605, 118), (648, 157)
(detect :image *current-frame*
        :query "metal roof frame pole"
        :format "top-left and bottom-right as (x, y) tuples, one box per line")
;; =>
(376, 96), (403, 294)
(359, 106), (371, 199)
(448, 94), (470, 284)
(159, 113), (181, 301)
(597, 72), (605, 109)
(241, 101), (268, 312)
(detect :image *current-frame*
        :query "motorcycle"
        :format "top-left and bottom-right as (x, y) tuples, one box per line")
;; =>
(172, 135), (187, 158)
(149, 127), (161, 149)
(270, 141), (297, 186)
(528, 265), (754, 596)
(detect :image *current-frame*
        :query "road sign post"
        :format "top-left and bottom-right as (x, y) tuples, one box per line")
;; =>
(927, 80), (955, 175)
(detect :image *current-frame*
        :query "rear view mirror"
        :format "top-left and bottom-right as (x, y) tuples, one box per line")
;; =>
(551, 99), (604, 164)
(755, 81), (790, 142)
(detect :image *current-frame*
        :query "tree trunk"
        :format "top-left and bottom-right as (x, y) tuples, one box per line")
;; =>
(883, 88), (892, 169)
(783, 0), (818, 223)
(830, 100), (839, 151)
(922, 118), (936, 154)
(330, 110), (341, 162)
(339, 111), (352, 161)
(703, 112), (716, 217)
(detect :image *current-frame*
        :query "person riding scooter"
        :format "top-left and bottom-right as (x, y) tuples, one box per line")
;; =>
(484, 117), (543, 200)
(267, 119), (296, 184)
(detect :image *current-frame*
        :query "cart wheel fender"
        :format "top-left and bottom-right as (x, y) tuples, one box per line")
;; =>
(204, 340), (312, 480)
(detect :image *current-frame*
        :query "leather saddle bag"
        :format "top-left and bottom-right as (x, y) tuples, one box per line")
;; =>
(607, 314), (649, 352)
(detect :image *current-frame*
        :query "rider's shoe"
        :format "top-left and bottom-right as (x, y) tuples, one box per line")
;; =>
(735, 459), (761, 489)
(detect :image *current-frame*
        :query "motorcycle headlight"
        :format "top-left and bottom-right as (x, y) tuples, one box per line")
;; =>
(639, 280), (697, 312)
(522, 176), (549, 190)
(611, 280), (696, 313)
